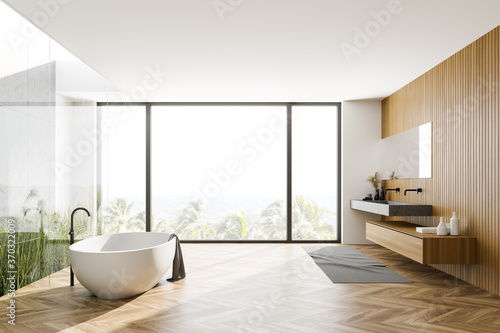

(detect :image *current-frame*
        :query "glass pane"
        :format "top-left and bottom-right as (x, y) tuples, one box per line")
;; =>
(292, 106), (338, 240)
(98, 106), (146, 233)
(151, 106), (286, 240)
(1, 1), (99, 296)
(0, 1), (52, 296)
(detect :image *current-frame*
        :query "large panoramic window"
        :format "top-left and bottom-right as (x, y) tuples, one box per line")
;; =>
(99, 106), (146, 233)
(151, 106), (287, 240)
(96, 103), (340, 241)
(292, 106), (338, 240)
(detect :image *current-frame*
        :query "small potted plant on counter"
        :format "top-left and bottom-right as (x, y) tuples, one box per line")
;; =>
(367, 171), (381, 200)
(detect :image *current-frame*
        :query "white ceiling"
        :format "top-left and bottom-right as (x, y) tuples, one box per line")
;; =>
(3, 0), (500, 102)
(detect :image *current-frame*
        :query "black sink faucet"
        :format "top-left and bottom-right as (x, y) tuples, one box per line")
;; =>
(404, 188), (422, 196)
(69, 207), (90, 286)
(385, 188), (400, 196)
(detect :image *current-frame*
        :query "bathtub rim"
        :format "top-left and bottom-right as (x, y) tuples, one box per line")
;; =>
(69, 232), (176, 254)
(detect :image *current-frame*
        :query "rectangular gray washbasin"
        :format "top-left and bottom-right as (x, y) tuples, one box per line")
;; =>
(350, 199), (432, 216)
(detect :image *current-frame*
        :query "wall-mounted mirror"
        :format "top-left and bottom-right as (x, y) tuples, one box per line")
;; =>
(380, 122), (431, 179)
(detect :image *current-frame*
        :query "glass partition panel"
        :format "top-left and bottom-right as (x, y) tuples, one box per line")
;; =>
(1, 2), (54, 295)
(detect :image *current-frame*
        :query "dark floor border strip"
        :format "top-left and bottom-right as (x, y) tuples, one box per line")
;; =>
(180, 240), (340, 244)
(96, 102), (341, 106)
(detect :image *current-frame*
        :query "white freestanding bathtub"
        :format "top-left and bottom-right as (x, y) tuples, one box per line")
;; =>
(69, 232), (176, 300)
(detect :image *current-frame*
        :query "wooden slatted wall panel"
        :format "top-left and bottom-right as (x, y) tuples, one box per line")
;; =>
(380, 26), (500, 295)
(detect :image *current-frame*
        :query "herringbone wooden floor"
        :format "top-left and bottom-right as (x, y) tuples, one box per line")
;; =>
(1, 244), (500, 332)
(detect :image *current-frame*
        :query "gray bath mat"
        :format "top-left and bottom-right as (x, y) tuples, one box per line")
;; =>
(303, 246), (411, 283)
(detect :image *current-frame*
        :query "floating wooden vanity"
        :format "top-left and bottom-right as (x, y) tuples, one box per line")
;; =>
(366, 220), (477, 264)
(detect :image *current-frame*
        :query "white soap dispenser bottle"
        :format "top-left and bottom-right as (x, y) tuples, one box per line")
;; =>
(437, 217), (448, 236)
(450, 212), (459, 236)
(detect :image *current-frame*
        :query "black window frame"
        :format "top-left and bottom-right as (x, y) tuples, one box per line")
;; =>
(96, 102), (341, 243)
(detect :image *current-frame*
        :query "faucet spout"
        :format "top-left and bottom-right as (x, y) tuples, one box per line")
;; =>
(384, 188), (400, 196)
(404, 188), (422, 196)
(69, 207), (90, 286)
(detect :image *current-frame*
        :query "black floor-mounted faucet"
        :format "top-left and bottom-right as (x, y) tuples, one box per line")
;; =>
(69, 207), (90, 286)
(385, 188), (400, 196)
(404, 188), (422, 196)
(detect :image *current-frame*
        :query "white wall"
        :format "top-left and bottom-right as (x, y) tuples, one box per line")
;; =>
(341, 100), (381, 244)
